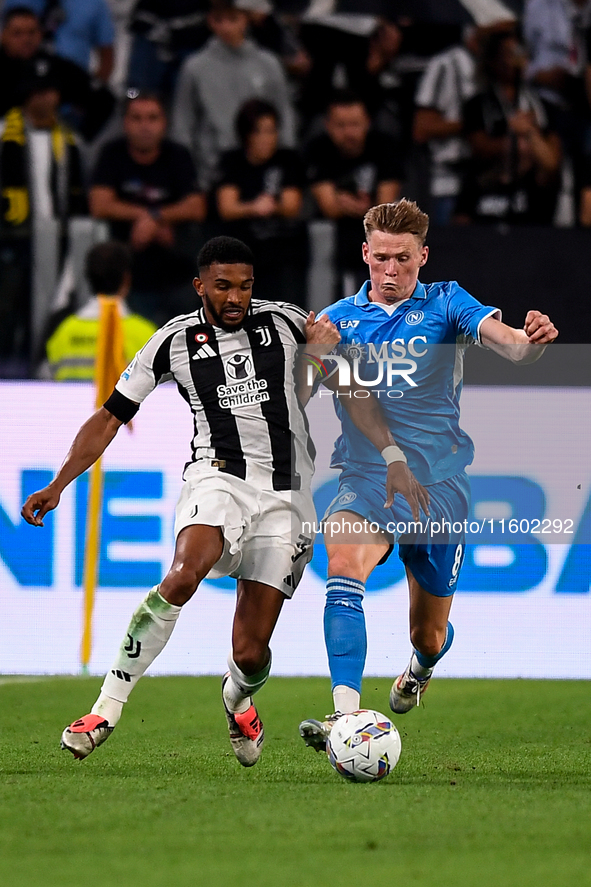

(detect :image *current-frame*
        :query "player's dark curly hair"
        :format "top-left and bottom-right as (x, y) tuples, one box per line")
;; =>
(85, 241), (132, 295)
(197, 236), (254, 271)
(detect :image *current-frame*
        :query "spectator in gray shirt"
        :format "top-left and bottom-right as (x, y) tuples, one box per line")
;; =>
(171, 0), (295, 191)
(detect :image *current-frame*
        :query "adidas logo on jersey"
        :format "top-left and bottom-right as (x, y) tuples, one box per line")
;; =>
(192, 343), (216, 360)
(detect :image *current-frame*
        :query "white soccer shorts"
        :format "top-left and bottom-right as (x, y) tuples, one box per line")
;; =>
(174, 469), (316, 597)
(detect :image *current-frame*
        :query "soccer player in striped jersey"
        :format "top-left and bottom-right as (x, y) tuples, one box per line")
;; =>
(299, 200), (558, 752)
(22, 236), (342, 767)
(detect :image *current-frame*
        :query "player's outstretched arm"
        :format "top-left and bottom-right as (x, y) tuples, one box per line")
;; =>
(21, 407), (124, 527)
(480, 311), (558, 364)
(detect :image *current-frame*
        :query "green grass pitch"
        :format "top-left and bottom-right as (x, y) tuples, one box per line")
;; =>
(1, 675), (590, 887)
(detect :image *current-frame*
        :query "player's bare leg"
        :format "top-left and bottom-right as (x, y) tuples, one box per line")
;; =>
(389, 567), (454, 714)
(61, 525), (223, 760)
(222, 579), (285, 766)
(299, 512), (388, 752)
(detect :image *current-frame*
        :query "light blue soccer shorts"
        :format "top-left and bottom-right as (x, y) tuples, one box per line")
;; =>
(323, 467), (471, 597)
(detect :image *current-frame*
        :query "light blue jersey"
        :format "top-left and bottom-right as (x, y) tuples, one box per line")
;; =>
(320, 280), (500, 486)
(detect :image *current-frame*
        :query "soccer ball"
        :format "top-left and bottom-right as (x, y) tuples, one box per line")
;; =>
(327, 710), (401, 783)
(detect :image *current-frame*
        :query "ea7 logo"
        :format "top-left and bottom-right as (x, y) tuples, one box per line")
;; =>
(254, 326), (272, 346)
(340, 320), (359, 329)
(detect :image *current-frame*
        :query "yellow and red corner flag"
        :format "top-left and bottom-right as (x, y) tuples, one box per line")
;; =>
(80, 297), (128, 673)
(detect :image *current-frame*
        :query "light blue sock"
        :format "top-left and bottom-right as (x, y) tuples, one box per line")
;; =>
(414, 621), (455, 670)
(324, 576), (367, 695)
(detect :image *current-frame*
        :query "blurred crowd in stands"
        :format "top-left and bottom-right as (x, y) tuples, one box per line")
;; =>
(1, 0), (591, 377)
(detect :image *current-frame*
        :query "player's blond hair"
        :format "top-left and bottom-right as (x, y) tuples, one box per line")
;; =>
(363, 199), (429, 245)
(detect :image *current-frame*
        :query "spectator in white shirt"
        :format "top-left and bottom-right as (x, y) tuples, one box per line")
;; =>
(413, 27), (481, 226)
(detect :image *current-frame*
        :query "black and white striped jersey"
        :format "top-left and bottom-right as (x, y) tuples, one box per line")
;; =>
(113, 299), (315, 491)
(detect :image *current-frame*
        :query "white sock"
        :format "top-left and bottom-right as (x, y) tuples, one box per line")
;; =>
(99, 586), (181, 708)
(223, 652), (271, 714)
(410, 653), (434, 681)
(223, 680), (251, 714)
(91, 694), (124, 726)
(333, 685), (360, 714)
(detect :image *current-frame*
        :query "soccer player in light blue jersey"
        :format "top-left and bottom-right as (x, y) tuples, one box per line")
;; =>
(300, 199), (558, 750)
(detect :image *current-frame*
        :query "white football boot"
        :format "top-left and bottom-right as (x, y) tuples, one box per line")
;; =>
(222, 673), (264, 767)
(61, 714), (114, 760)
(389, 661), (431, 714)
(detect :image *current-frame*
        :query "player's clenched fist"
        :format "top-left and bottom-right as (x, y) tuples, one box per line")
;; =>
(304, 311), (341, 347)
(523, 310), (558, 344)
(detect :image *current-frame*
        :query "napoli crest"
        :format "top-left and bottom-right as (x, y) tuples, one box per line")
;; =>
(405, 310), (424, 325)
